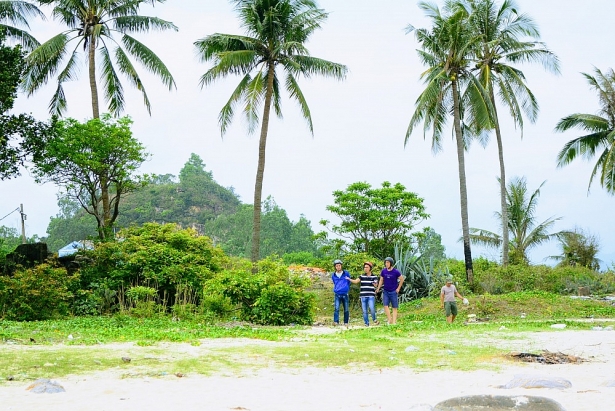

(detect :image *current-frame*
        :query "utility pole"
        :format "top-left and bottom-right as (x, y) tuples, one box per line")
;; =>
(20, 203), (26, 244)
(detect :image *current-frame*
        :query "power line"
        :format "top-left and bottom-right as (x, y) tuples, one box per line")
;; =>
(0, 207), (20, 222)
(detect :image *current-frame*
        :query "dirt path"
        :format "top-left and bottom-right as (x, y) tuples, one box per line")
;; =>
(2, 329), (615, 410)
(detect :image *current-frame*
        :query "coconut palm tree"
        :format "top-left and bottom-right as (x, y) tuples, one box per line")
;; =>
(0, 0), (44, 50)
(23, 0), (177, 118)
(469, 177), (562, 265)
(457, 0), (559, 266)
(406, 1), (491, 283)
(195, 0), (347, 263)
(555, 67), (615, 194)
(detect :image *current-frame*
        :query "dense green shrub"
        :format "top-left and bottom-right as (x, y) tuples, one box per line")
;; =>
(78, 223), (227, 311)
(470, 262), (614, 295)
(252, 283), (315, 325)
(0, 263), (78, 320)
(205, 257), (315, 325)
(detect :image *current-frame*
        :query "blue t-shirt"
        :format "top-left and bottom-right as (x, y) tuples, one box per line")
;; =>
(380, 268), (402, 291)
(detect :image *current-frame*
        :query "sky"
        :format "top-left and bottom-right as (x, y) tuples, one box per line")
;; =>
(1, 0), (613, 268)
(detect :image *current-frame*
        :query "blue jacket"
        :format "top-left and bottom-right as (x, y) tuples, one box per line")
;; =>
(331, 270), (351, 295)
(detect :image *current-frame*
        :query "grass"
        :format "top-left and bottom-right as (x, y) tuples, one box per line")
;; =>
(1, 291), (614, 382)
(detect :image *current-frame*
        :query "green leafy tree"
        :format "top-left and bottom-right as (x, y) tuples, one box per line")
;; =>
(469, 177), (562, 265)
(321, 181), (429, 258)
(23, 0), (177, 118)
(32, 115), (148, 240)
(555, 68), (615, 194)
(406, 1), (491, 283)
(45, 195), (98, 252)
(0, 36), (53, 179)
(459, 0), (559, 265)
(195, 0), (347, 263)
(550, 227), (601, 271)
(0, 225), (21, 264)
(205, 197), (316, 258)
(0, 0), (44, 50)
(417, 227), (446, 262)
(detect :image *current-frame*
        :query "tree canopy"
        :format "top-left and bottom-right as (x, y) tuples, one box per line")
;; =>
(32, 115), (148, 240)
(321, 181), (428, 259)
(0, 36), (52, 180)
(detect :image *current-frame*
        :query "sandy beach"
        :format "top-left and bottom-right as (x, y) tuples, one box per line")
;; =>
(1, 329), (614, 410)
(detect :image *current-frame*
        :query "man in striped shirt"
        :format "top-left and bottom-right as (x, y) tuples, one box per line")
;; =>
(348, 261), (379, 326)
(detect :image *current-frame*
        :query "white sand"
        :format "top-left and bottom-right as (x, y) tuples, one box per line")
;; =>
(1, 329), (615, 410)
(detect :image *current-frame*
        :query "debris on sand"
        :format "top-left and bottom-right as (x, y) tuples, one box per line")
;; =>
(508, 350), (585, 365)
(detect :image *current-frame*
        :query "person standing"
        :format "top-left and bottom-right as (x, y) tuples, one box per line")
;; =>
(376, 257), (404, 325)
(440, 276), (467, 324)
(331, 259), (350, 326)
(348, 261), (379, 326)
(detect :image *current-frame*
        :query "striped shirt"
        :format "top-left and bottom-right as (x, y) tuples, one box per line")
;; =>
(359, 275), (379, 297)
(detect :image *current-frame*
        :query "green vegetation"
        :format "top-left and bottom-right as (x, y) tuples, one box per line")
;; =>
(319, 181), (428, 258)
(25, 0), (177, 118)
(1, 291), (614, 382)
(555, 67), (615, 194)
(32, 115), (148, 240)
(469, 177), (563, 265)
(195, 0), (347, 263)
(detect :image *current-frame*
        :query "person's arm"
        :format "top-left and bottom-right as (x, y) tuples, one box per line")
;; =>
(455, 290), (464, 300)
(396, 275), (404, 293)
(440, 290), (445, 308)
(347, 276), (360, 284)
(375, 276), (383, 293)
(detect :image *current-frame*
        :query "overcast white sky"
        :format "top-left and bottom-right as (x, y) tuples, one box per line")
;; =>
(1, 0), (613, 267)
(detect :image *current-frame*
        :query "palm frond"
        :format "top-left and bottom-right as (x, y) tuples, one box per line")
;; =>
(114, 45), (151, 114)
(100, 44), (125, 116)
(285, 71), (313, 133)
(121, 34), (175, 90)
(112, 15), (178, 33)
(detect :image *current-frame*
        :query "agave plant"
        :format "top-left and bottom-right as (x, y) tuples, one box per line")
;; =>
(393, 244), (448, 303)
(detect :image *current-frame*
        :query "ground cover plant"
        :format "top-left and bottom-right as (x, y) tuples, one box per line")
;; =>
(2, 291), (614, 383)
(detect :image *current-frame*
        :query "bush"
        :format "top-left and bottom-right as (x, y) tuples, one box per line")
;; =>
(78, 223), (228, 311)
(0, 263), (78, 320)
(282, 251), (317, 266)
(252, 283), (315, 325)
(205, 257), (315, 325)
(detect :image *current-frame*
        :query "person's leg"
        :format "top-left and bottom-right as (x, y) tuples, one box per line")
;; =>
(342, 294), (350, 325)
(444, 302), (453, 324)
(382, 291), (392, 324)
(361, 297), (369, 325)
(450, 302), (458, 323)
(391, 292), (399, 324)
(333, 294), (340, 324)
(368, 297), (377, 323)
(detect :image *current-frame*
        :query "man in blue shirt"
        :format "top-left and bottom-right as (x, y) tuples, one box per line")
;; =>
(331, 259), (351, 326)
(376, 257), (404, 325)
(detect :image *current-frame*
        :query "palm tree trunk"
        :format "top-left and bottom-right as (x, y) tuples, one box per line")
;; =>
(490, 87), (509, 266)
(251, 62), (275, 265)
(88, 36), (100, 119)
(88, 35), (111, 240)
(452, 79), (474, 284)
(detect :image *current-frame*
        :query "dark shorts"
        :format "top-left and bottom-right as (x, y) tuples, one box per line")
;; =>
(382, 290), (399, 308)
(444, 301), (458, 316)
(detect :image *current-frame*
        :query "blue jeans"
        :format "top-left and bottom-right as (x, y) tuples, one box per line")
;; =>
(361, 296), (377, 325)
(334, 293), (349, 324)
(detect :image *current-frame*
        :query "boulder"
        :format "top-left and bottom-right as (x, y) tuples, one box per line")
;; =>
(434, 395), (565, 410)
(26, 379), (65, 394)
